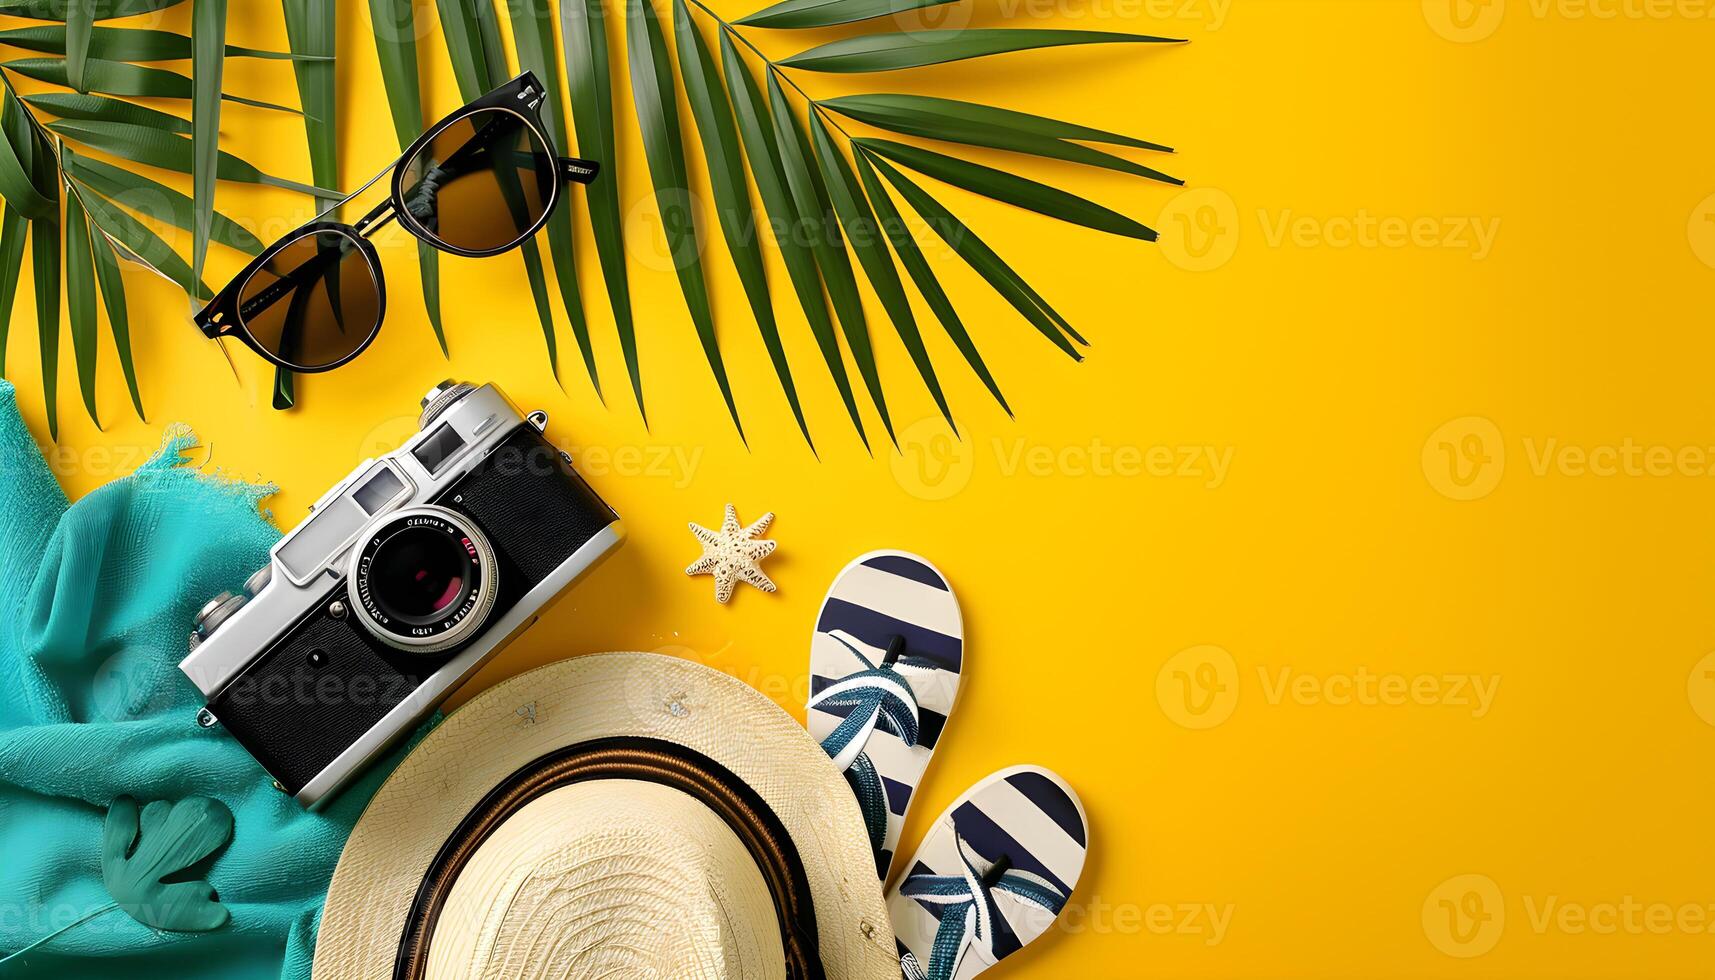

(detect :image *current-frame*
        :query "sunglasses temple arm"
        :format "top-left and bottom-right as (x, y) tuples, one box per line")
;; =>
(559, 157), (600, 185)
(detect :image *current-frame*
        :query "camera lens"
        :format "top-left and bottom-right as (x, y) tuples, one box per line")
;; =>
(369, 525), (471, 621)
(347, 507), (498, 654)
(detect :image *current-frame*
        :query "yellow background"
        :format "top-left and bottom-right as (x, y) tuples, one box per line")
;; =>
(4, 0), (1713, 976)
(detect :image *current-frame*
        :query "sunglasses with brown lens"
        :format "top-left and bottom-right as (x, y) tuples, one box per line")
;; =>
(195, 72), (599, 373)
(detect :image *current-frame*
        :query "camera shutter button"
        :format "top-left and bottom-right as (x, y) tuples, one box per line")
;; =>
(418, 380), (476, 428)
(244, 565), (272, 596)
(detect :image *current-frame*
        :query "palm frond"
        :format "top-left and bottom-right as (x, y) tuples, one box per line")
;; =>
(0, 3), (322, 431)
(0, 0), (1176, 444)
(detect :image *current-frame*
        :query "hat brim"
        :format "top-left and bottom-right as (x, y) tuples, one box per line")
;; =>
(312, 652), (898, 980)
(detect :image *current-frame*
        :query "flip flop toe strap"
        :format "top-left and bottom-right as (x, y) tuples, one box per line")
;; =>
(812, 665), (922, 767)
(842, 753), (889, 858)
(898, 836), (1068, 980)
(810, 633), (941, 870)
(810, 662), (920, 862)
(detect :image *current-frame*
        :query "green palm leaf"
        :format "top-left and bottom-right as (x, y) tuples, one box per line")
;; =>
(768, 73), (891, 443)
(0, 205), (25, 372)
(853, 146), (1007, 414)
(10, 95), (60, 437)
(858, 137), (1156, 241)
(0, 93), (38, 375)
(89, 213), (141, 417)
(2, 57), (301, 114)
(45, 119), (334, 198)
(863, 149), (1081, 354)
(475, 0), (562, 382)
(561, 0), (639, 416)
(433, 0), (561, 380)
(512, 0), (597, 393)
(279, 0), (336, 413)
(472, 0), (511, 87)
(674, 0), (808, 446)
(821, 93), (1180, 184)
(779, 28), (1179, 72)
(737, 0), (954, 30)
(190, 0), (225, 294)
(75, 181), (211, 299)
(825, 93), (1171, 151)
(627, 0), (742, 436)
(0, 0), (185, 18)
(719, 31), (865, 446)
(434, 0), (490, 101)
(0, 24), (314, 60)
(63, 0), (91, 91)
(281, 0), (338, 211)
(22, 92), (190, 133)
(366, 0), (444, 354)
(809, 111), (951, 428)
(65, 187), (99, 425)
(366, 0), (427, 152)
(0, 114), (53, 219)
(63, 149), (262, 255)
(32, 207), (60, 439)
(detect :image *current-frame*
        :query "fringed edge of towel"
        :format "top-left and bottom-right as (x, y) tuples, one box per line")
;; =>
(136, 423), (279, 523)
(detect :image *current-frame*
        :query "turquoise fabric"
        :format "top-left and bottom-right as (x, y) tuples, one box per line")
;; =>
(0, 381), (407, 978)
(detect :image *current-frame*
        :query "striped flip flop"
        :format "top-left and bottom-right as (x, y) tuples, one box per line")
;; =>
(807, 550), (964, 880)
(889, 766), (1088, 980)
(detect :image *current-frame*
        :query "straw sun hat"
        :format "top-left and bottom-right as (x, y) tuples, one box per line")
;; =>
(312, 652), (899, 980)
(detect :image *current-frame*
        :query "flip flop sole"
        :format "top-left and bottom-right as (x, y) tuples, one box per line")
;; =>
(889, 765), (1089, 980)
(808, 550), (964, 880)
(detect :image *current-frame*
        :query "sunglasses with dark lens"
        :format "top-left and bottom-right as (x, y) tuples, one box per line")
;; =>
(195, 72), (600, 373)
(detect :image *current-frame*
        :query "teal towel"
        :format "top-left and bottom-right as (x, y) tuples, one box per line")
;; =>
(0, 381), (409, 978)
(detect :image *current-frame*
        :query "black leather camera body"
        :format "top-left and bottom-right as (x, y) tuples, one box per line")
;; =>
(179, 382), (624, 807)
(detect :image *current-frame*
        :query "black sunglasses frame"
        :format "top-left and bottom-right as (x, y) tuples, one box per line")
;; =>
(195, 71), (599, 373)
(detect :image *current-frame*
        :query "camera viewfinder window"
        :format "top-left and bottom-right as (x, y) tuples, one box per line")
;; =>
(277, 498), (365, 581)
(354, 468), (406, 514)
(411, 423), (467, 476)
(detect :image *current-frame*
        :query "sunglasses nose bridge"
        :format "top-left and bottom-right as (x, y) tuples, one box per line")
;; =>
(353, 198), (399, 237)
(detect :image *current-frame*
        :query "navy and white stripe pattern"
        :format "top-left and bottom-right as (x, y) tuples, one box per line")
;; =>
(889, 767), (1088, 980)
(809, 552), (963, 879)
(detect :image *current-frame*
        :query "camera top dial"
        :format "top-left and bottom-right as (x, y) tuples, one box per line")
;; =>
(346, 505), (498, 654)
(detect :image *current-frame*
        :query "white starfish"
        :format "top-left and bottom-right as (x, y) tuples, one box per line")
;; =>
(686, 504), (778, 604)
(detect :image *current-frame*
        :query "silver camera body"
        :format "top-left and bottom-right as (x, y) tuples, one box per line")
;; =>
(180, 381), (624, 808)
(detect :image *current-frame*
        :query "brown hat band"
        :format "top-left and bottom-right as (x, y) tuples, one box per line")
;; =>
(392, 735), (827, 980)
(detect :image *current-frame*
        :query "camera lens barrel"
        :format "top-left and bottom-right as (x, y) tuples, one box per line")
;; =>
(346, 505), (498, 654)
